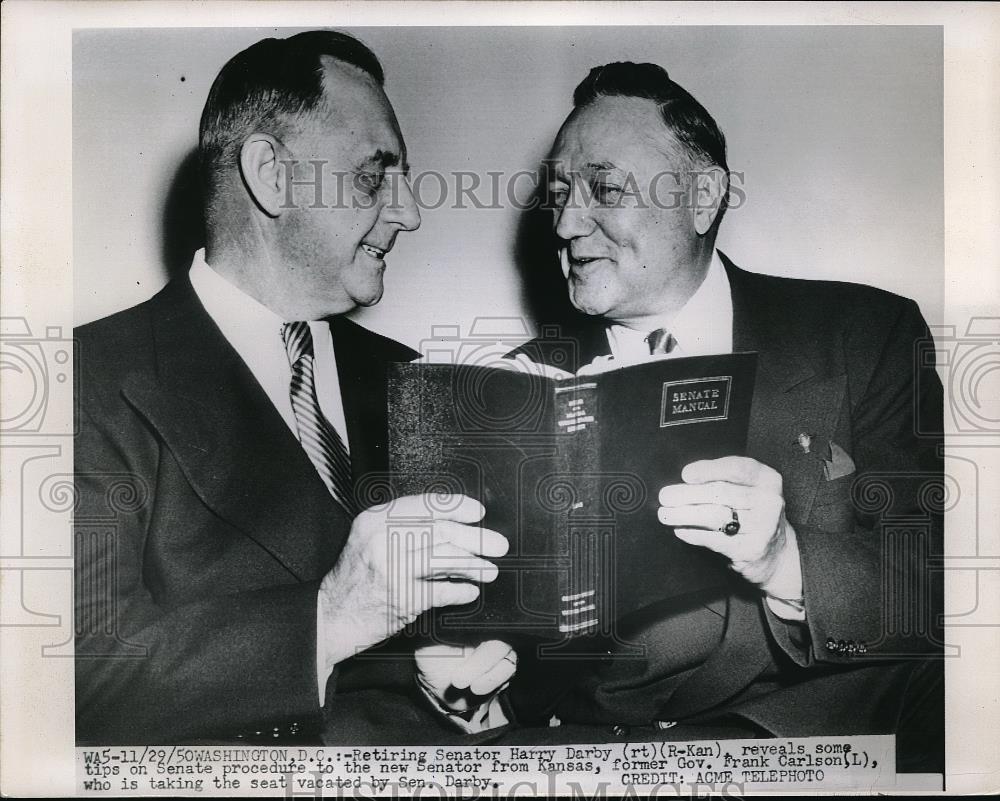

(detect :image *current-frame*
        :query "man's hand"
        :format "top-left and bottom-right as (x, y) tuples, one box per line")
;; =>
(415, 640), (517, 715)
(320, 494), (508, 668)
(657, 457), (803, 601)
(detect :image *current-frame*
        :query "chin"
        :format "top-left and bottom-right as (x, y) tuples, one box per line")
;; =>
(352, 285), (385, 308)
(568, 285), (613, 318)
(571, 269), (624, 315)
(340, 268), (384, 308)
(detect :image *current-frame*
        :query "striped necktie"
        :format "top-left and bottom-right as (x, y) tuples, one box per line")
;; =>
(645, 327), (678, 355)
(281, 322), (356, 516)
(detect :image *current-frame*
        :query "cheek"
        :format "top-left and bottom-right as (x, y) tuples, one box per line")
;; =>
(281, 212), (325, 264)
(321, 211), (372, 256)
(599, 213), (648, 260)
(623, 213), (687, 266)
(609, 230), (651, 282)
(347, 193), (382, 228)
(570, 265), (622, 313)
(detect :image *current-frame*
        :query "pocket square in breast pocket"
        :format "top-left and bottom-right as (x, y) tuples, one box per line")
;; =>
(823, 441), (856, 481)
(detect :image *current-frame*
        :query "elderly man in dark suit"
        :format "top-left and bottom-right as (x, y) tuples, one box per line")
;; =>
(502, 62), (944, 772)
(74, 31), (515, 745)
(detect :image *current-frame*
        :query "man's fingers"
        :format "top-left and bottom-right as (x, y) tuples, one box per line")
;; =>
(499, 354), (571, 381)
(417, 640), (516, 698)
(424, 581), (481, 610)
(450, 641), (517, 694)
(673, 527), (768, 566)
(467, 652), (517, 696)
(450, 640), (513, 689)
(673, 527), (735, 557)
(681, 457), (780, 490)
(682, 457), (759, 486)
(375, 493), (486, 523)
(415, 542), (500, 583)
(658, 481), (753, 509)
(429, 520), (508, 558)
(658, 504), (738, 531)
(415, 643), (460, 663)
(431, 494), (487, 524)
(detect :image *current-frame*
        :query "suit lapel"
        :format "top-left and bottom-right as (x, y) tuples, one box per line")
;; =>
(121, 279), (352, 580)
(571, 318), (613, 369)
(328, 316), (419, 491)
(663, 258), (848, 720)
(561, 258), (845, 525)
(726, 255), (847, 526)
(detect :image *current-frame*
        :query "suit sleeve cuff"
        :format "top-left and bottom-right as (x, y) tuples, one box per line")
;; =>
(765, 593), (806, 622)
(760, 522), (811, 663)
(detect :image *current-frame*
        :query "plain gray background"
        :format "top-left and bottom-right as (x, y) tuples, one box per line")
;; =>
(73, 26), (943, 346)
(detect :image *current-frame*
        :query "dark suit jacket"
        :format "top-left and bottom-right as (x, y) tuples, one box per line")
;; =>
(74, 275), (420, 744)
(503, 255), (944, 741)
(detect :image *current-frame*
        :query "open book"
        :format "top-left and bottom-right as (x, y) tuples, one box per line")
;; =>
(387, 352), (757, 642)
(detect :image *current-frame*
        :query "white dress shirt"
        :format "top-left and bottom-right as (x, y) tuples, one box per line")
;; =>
(190, 251), (512, 724)
(603, 249), (734, 365)
(587, 251), (805, 622)
(189, 249), (347, 702)
(189, 249), (350, 447)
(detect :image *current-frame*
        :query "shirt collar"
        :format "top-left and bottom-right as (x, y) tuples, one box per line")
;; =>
(188, 248), (331, 373)
(189, 248), (286, 340)
(605, 250), (733, 363)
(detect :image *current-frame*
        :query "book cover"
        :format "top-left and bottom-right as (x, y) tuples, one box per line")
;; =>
(387, 352), (757, 643)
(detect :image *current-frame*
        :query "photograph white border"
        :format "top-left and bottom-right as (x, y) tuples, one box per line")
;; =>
(2, 2), (998, 796)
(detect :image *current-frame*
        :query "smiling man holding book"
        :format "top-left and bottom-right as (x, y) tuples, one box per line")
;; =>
(497, 61), (945, 771)
(74, 30), (515, 746)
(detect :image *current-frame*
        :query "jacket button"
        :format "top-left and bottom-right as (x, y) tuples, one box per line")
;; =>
(611, 724), (629, 737)
(837, 640), (848, 653)
(825, 638), (837, 652)
(857, 643), (867, 655)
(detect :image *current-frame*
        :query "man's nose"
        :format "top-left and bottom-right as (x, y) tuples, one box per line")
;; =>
(384, 175), (421, 232)
(553, 189), (594, 241)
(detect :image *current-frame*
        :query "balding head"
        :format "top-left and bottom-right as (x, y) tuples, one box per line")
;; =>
(198, 30), (385, 217)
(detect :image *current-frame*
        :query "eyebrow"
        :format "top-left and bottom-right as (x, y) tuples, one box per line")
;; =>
(549, 160), (620, 182)
(358, 149), (409, 173)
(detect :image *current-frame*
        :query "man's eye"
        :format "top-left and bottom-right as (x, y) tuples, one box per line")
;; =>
(593, 184), (623, 204)
(357, 171), (385, 192)
(549, 186), (569, 208)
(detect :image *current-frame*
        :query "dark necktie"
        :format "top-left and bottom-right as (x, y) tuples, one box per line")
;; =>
(645, 327), (678, 355)
(281, 322), (356, 516)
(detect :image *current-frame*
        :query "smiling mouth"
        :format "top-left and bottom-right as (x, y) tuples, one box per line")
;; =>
(361, 243), (387, 260)
(568, 253), (611, 271)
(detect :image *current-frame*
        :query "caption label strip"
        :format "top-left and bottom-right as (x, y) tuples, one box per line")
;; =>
(78, 735), (902, 795)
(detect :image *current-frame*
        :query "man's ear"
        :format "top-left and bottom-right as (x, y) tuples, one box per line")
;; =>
(239, 134), (285, 218)
(693, 165), (728, 236)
